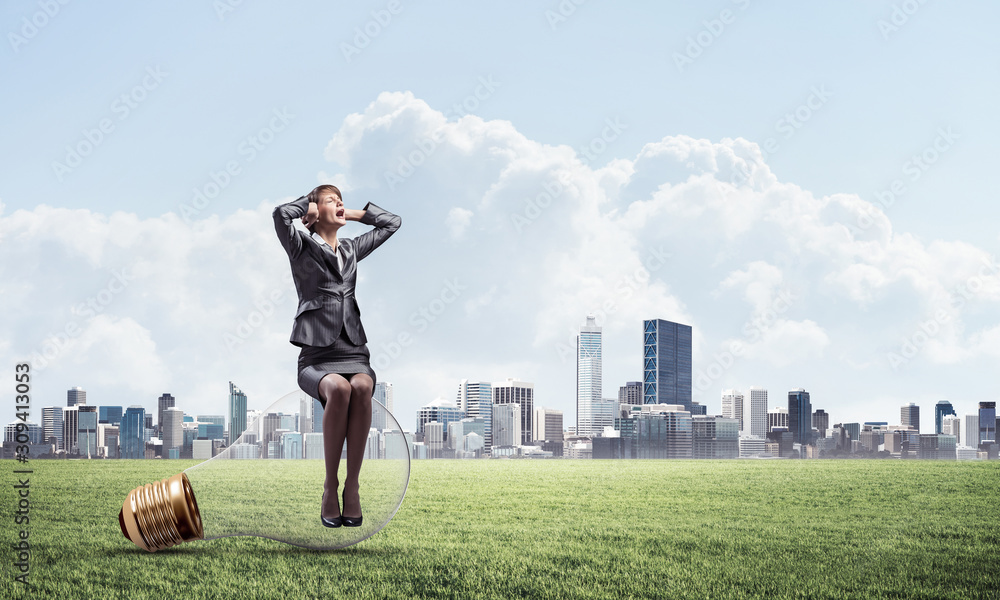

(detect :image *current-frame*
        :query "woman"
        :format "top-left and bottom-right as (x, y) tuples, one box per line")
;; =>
(272, 184), (401, 528)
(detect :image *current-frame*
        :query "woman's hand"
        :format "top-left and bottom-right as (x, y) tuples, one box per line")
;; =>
(301, 202), (319, 229)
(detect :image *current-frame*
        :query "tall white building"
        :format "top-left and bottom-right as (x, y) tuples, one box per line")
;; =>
(721, 389), (744, 432)
(493, 378), (533, 445)
(373, 381), (394, 430)
(492, 403), (521, 447)
(747, 387), (767, 437)
(42, 406), (64, 450)
(425, 421), (444, 458)
(576, 314), (601, 438)
(162, 407), (184, 455)
(941, 415), (961, 440)
(457, 380), (492, 448)
(964, 414), (980, 448)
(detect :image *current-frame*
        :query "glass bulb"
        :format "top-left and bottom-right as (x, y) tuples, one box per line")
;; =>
(119, 390), (410, 551)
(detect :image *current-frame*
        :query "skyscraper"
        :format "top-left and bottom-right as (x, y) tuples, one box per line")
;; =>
(767, 406), (788, 432)
(491, 403), (521, 448)
(618, 381), (642, 408)
(642, 319), (693, 411)
(721, 389), (744, 432)
(67, 386), (86, 407)
(121, 406), (145, 459)
(457, 380), (492, 448)
(979, 402), (997, 444)
(416, 398), (464, 441)
(812, 409), (829, 438)
(576, 314), (601, 437)
(934, 400), (956, 434)
(162, 407), (184, 456)
(591, 398), (618, 435)
(62, 406), (79, 454)
(299, 392), (313, 435)
(78, 406), (97, 458)
(532, 407), (564, 443)
(311, 398), (324, 433)
(788, 389), (812, 445)
(620, 404), (693, 459)
(373, 381), (394, 430)
(98, 406), (123, 425)
(964, 414), (980, 448)
(493, 378), (534, 445)
(228, 382), (247, 444)
(901, 402), (919, 432)
(158, 393), (176, 435)
(41, 406), (64, 450)
(747, 387), (768, 437)
(941, 415), (960, 441)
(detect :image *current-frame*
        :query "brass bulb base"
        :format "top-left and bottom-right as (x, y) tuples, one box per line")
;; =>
(119, 472), (204, 552)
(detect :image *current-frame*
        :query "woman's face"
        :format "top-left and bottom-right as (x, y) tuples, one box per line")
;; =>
(317, 191), (346, 228)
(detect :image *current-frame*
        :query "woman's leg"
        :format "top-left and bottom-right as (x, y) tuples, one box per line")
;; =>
(342, 373), (373, 518)
(318, 373), (352, 518)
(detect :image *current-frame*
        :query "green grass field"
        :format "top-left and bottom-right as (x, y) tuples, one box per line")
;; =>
(2, 459), (998, 599)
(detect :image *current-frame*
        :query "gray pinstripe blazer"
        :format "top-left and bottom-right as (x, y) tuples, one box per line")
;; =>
(272, 195), (401, 348)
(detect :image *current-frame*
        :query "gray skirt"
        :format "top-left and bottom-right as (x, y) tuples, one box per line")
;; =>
(297, 326), (377, 405)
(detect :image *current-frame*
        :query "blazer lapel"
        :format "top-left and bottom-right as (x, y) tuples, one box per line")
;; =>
(317, 242), (343, 283)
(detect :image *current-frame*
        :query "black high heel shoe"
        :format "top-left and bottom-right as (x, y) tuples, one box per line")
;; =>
(321, 490), (342, 528)
(341, 489), (363, 527)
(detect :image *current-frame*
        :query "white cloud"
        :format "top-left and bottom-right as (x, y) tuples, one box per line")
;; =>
(445, 207), (473, 240)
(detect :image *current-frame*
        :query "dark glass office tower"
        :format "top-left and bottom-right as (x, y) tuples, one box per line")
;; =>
(788, 388), (812, 445)
(99, 405), (123, 425)
(642, 319), (692, 411)
(121, 406), (145, 459)
(934, 400), (956, 434)
(228, 382), (248, 445)
(979, 402), (997, 444)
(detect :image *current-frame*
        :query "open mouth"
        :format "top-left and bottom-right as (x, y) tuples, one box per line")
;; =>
(336, 209), (345, 218)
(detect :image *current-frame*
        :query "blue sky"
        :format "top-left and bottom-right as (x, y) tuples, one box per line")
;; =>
(2, 1), (999, 434)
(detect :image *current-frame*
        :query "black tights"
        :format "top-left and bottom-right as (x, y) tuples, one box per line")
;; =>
(317, 372), (373, 519)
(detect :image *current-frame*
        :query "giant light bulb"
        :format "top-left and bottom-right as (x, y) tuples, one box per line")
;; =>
(119, 390), (410, 551)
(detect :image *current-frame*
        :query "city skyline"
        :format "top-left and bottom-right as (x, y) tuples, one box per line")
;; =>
(9, 351), (998, 446)
(9, 379), (997, 460)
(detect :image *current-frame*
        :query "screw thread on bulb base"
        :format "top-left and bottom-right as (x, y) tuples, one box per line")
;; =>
(119, 472), (204, 552)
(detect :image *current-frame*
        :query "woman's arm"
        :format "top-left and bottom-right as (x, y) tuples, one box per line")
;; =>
(353, 201), (402, 262)
(272, 195), (311, 259)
